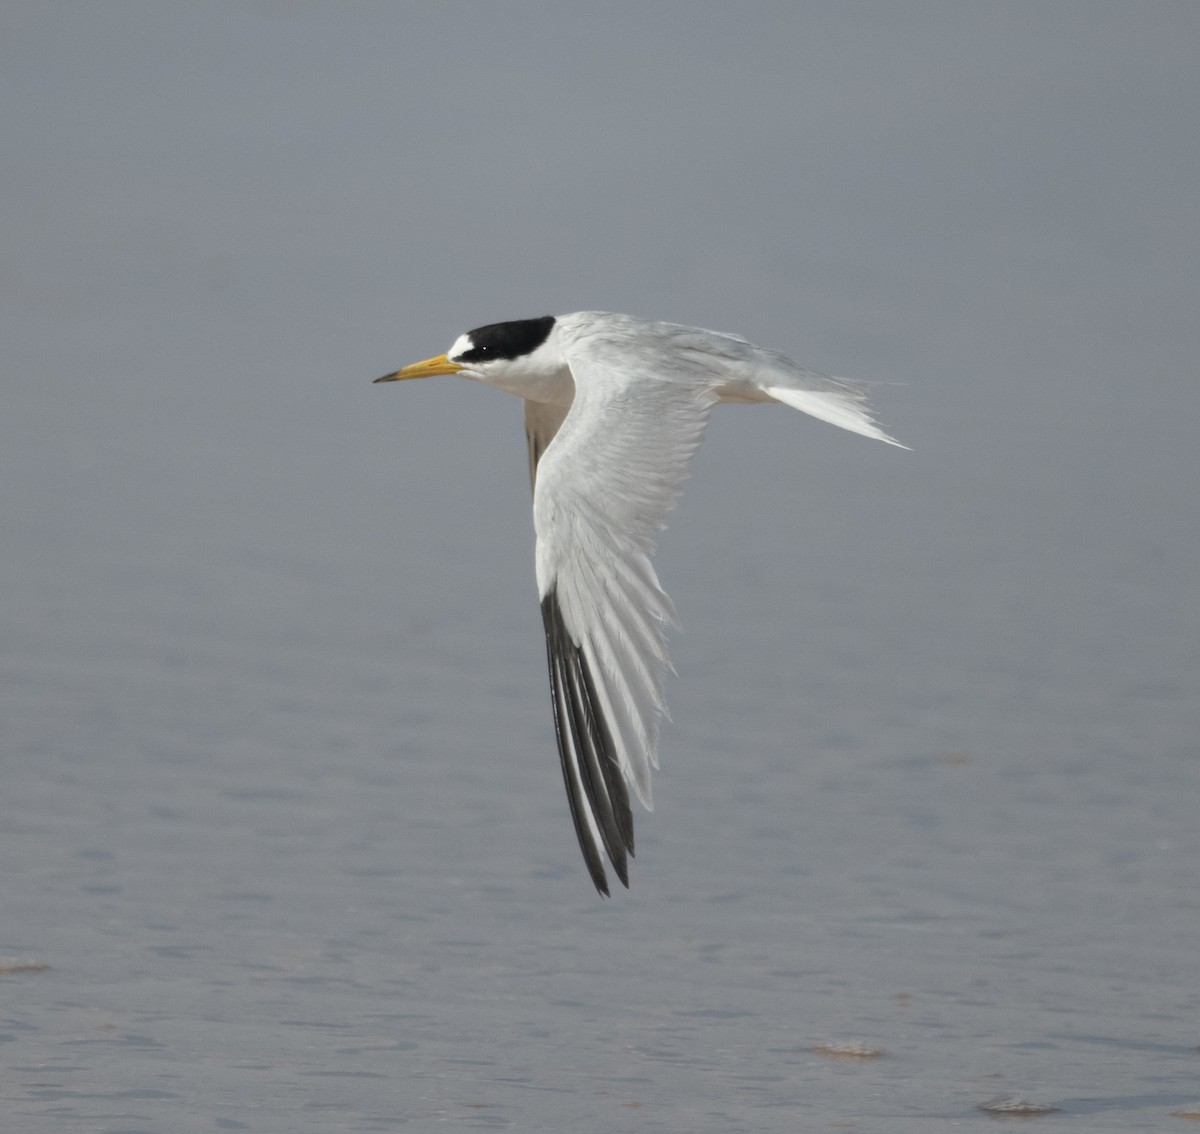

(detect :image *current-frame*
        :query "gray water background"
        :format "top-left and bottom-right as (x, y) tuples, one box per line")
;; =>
(3, 4), (1198, 1130)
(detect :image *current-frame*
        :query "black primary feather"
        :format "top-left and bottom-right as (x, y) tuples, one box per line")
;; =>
(540, 589), (634, 895)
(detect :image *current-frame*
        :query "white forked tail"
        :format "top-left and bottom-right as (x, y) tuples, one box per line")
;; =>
(764, 383), (908, 448)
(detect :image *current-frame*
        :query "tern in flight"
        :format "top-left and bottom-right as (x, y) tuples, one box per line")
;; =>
(376, 311), (903, 894)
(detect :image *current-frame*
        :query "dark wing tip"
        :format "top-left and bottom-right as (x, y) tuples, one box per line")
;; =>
(540, 590), (635, 895)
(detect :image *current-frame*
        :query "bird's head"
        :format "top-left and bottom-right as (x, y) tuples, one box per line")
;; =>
(374, 315), (567, 399)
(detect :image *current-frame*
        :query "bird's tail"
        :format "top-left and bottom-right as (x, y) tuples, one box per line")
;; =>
(764, 382), (907, 448)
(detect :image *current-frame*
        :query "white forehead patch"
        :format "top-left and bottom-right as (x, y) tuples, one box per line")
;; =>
(448, 333), (474, 361)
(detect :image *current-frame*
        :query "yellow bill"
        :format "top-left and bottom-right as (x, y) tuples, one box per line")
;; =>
(373, 353), (464, 384)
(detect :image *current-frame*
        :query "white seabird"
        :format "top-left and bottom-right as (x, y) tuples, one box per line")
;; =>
(376, 311), (903, 894)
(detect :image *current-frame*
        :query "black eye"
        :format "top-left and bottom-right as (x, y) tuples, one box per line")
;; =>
(457, 341), (493, 363)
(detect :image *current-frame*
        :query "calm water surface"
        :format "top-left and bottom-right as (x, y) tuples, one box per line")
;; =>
(4, 397), (1197, 1131)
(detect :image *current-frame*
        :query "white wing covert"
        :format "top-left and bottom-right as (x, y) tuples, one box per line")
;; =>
(532, 348), (717, 894)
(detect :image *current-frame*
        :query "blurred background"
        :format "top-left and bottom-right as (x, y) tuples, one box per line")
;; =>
(3, 4), (1198, 1131)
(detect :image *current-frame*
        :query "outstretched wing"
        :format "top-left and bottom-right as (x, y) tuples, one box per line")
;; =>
(531, 351), (717, 894)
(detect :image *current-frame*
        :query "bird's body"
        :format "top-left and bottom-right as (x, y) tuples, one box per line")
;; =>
(376, 311), (902, 894)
